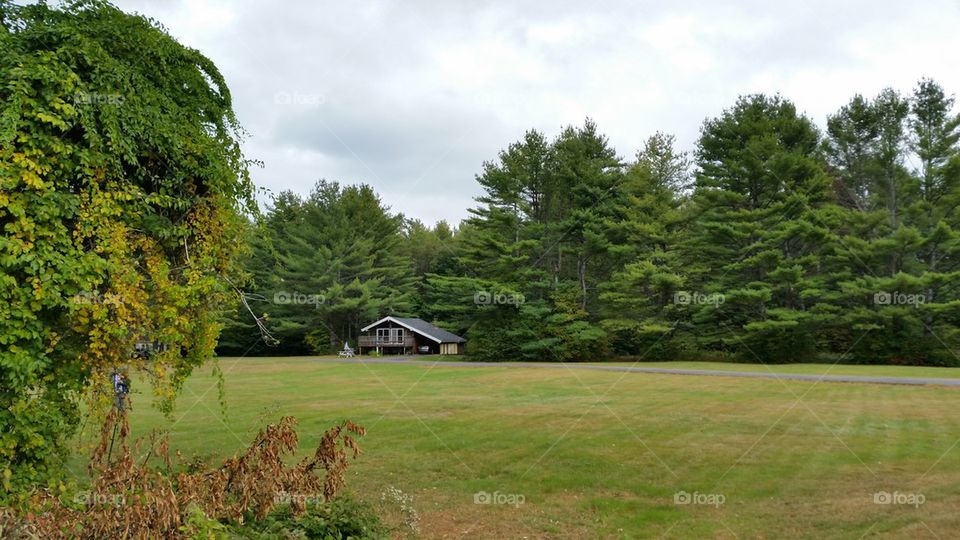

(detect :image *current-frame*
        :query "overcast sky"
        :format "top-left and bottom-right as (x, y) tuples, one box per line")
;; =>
(114, 0), (960, 226)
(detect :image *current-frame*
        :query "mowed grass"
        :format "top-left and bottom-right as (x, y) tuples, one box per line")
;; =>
(74, 357), (960, 538)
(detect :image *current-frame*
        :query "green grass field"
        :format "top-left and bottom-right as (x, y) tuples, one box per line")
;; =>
(72, 357), (960, 538)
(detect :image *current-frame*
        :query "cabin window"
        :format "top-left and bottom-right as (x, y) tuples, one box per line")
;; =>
(377, 327), (404, 343)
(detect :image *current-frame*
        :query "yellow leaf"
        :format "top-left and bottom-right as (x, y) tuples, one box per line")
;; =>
(22, 171), (44, 189)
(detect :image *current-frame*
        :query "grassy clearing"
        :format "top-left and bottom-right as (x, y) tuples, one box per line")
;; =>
(72, 357), (960, 538)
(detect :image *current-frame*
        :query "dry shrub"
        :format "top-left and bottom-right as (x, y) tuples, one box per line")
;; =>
(11, 412), (365, 539)
(0, 507), (34, 538)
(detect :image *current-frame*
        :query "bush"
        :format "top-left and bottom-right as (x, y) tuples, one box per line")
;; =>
(12, 416), (368, 539)
(230, 496), (387, 539)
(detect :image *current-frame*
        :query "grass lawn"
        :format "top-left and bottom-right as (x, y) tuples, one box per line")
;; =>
(71, 357), (960, 538)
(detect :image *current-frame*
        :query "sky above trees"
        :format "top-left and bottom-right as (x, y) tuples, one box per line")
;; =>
(113, 0), (960, 225)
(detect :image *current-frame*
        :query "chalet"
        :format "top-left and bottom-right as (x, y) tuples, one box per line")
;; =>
(358, 316), (466, 355)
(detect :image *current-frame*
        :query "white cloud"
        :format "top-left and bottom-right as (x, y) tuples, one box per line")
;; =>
(113, 0), (960, 226)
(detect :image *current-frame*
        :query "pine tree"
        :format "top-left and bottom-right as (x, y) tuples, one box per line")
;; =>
(427, 120), (627, 360)
(600, 133), (689, 358)
(822, 85), (960, 364)
(908, 79), (960, 363)
(684, 95), (831, 362)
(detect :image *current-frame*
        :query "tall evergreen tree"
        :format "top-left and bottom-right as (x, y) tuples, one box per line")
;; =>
(907, 80), (960, 362)
(824, 94), (881, 210)
(823, 84), (960, 364)
(427, 120), (626, 360)
(684, 95), (831, 362)
(600, 133), (689, 358)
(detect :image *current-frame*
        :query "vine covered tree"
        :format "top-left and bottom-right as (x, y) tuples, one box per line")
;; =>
(0, 1), (255, 502)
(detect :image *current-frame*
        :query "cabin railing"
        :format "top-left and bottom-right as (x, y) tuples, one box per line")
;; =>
(358, 335), (415, 348)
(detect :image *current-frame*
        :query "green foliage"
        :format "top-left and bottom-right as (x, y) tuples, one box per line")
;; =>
(218, 181), (414, 355)
(231, 497), (387, 540)
(680, 94), (831, 361)
(234, 91), (959, 366)
(180, 503), (229, 540)
(819, 82), (960, 364)
(420, 120), (630, 360)
(0, 0), (254, 503)
(599, 133), (689, 358)
(416, 89), (958, 365)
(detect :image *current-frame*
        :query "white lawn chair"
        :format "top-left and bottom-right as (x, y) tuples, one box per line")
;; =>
(338, 342), (355, 357)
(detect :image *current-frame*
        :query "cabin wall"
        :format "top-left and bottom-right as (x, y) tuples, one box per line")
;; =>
(439, 342), (462, 355)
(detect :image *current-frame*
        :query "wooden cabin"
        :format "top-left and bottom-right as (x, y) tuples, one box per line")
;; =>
(358, 316), (466, 355)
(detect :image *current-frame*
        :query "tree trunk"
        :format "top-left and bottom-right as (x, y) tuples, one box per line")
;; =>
(924, 251), (936, 338)
(578, 256), (588, 310)
(888, 171), (899, 275)
(555, 245), (562, 284)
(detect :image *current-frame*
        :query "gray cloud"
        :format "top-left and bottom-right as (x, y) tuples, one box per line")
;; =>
(115, 0), (960, 225)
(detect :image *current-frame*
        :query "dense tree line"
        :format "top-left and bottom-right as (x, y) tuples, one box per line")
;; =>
(218, 182), (415, 355)
(222, 80), (960, 366)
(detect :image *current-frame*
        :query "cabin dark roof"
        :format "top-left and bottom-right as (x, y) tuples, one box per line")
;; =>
(362, 316), (466, 344)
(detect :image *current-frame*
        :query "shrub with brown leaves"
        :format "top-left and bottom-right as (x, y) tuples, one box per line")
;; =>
(10, 412), (365, 539)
